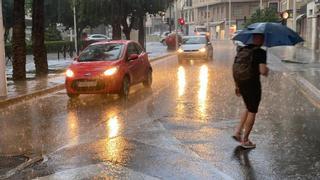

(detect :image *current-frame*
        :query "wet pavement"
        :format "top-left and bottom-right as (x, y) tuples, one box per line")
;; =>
(1, 41), (320, 179)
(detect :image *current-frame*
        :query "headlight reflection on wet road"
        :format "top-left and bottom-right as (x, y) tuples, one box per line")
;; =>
(177, 66), (186, 97)
(67, 111), (79, 145)
(198, 65), (209, 118)
(108, 116), (120, 138)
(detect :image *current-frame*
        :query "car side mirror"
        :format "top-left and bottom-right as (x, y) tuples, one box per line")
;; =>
(128, 54), (139, 61)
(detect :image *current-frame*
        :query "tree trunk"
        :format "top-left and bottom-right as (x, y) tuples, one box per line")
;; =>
(138, 15), (145, 50)
(121, 16), (130, 40)
(12, 0), (26, 80)
(112, 20), (122, 40)
(32, 0), (48, 77)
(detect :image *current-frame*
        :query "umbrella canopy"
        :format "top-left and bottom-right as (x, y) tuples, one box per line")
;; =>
(232, 22), (304, 47)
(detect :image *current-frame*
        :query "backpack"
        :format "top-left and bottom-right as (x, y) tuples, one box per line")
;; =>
(232, 46), (257, 84)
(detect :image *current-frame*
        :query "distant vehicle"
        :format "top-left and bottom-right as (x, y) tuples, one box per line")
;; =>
(86, 34), (111, 41)
(151, 32), (161, 36)
(191, 26), (210, 37)
(160, 31), (170, 45)
(165, 32), (183, 50)
(177, 35), (213, 63)
(65, 40), (153, 98)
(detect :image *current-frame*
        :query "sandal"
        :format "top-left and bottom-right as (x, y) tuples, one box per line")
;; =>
(232, 134), (241, 142)
(241, 140), (256, 149)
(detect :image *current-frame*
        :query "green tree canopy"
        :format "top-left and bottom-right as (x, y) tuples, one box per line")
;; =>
(245, 7), (280, 27)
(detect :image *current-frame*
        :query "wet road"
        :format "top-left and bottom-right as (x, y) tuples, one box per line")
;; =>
(1, 41), (320, 179)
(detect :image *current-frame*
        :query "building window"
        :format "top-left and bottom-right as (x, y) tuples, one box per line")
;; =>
(269, 2), (279, 12)
(233, 6), (243, 18)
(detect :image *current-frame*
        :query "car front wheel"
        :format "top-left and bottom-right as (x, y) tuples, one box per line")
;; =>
(119, 76), (130, 99)
(67, 93), (79, 99)
(143, 70), (152, 88)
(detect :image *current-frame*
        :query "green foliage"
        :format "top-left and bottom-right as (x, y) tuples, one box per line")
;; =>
(45, 25), (62, 41)
(44, 0), (73, 27)
(244, 7), (280, 27)
(2, 0), (14, 29)
(6, 41), (74, 55)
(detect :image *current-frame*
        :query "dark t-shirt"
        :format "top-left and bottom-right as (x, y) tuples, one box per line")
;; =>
(246, 44), (267, 82)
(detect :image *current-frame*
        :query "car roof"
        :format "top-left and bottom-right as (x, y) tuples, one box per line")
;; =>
(89, 34), (107, 36)
(91, 40), (136, 46)
(183, 35), (206, 38)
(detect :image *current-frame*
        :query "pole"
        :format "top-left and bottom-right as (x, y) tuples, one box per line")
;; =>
(73, 2), (78, 55)
(175, 0), (179, 50)
(228, 0), (231, 39)
(169, 4), (172, 33)
(206, 0), (209, 31)
(293, 0), (296, 31)
(260, 0), (263, 10)
(0, 0), (7, 97)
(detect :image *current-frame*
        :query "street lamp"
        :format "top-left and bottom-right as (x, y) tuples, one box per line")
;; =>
(73, 1), (78, 55)
(0, 0), (7, 96)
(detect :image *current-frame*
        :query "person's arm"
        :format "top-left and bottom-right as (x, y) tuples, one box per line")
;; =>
(259, 64), (269, 77)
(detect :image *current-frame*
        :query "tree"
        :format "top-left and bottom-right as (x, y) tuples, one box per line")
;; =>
(12, 0), (26, 80)
(244, 7), (280, 27)
(2, 0), (14, 42)
(32, 0), (48, 77)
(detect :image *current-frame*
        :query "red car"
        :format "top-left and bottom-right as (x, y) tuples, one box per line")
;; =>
(65, 40), (152, 98)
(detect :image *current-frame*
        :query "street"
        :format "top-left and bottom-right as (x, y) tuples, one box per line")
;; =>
(1, 41), (320, 179)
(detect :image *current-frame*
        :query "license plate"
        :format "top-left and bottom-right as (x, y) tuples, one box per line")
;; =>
(77, 81), (97, 87)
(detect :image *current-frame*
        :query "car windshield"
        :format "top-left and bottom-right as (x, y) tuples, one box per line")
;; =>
(79, 43), (123, 62)
(196, 28), (207, 32)
(182, 37), (207, 44)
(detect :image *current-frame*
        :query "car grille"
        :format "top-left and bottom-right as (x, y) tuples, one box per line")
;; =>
(71, 79), (105, 92)
(184, 49), (199, 52)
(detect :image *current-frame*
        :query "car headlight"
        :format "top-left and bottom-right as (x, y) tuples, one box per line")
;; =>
(66, 69), (74, 78)
(104, 67), (118, 76)
(199, 48), (206, 53)
(177, 48), (184, 53)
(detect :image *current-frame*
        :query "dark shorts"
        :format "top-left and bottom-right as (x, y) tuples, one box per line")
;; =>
(238, 80), (261, 113)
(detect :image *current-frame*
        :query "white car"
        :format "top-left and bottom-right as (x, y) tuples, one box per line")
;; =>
(87, 34), (111, 41)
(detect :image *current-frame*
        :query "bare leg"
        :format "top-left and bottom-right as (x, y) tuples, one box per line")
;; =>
(234, 110), (248, 137)
(243, 112), (256, 142)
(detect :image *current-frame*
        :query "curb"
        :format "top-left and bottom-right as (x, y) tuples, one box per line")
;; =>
(268, 51), (320, 108)
(0, 53), (175, 108)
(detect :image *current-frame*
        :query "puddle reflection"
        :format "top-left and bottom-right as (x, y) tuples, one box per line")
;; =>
(198, 65), (209, 118)
(177, 66), (186, 97)
(67, 110), (79, 145)
(108, 116), (120, 138)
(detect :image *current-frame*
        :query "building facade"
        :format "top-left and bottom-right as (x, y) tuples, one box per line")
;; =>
(183, 0), (281, 39)
(280, 0), (320, 51)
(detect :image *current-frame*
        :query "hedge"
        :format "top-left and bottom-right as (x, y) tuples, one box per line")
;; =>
(5, 41), (75, 56)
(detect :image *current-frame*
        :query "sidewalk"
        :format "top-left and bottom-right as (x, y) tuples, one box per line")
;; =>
(0, 42), (172, 107)
(269, 46), (320, 105)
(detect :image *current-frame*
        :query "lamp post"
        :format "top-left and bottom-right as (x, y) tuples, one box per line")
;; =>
(292, 0), (296, 31)
(0, 0), (7, 97)
(206, 0), (209, 31)
(228, 0), (231, 39)
(175, 0), (179, 50)
(73, 1), (78, 55)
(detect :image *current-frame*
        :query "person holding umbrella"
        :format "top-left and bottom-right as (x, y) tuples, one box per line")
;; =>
(232, 22), (304, 149)
(232, 33), (269, 149)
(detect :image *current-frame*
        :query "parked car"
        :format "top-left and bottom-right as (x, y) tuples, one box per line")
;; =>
(86, 34), (111, 41)
(177, 36), (213, 63)
(165, 32), (182, 50)
(160, 31), (170, 45)
(65, 40), (153, 98)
